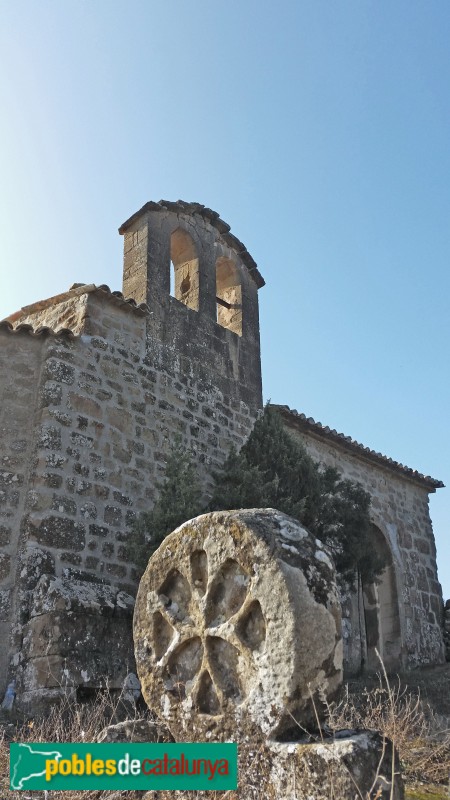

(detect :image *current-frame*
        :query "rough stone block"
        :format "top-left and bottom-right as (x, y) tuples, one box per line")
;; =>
(20, 547), (55, 590)
(29, 575), (134, 618)
(104, 505), (122, 525)
(0, 589), (11, 621)
(138, 731), (403, 799)
(37, 425), (62, 450)
(51, 495), (77, 515)
(44, 359), (75, 385)
(97, 718), (169, 743)
(17, 576), (136, 709)
(28, 515), (85, 550)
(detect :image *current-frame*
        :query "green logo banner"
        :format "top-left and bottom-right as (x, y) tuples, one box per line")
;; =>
(10, 742), (237, 791)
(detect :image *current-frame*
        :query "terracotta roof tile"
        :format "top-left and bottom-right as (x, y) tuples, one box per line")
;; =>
(0, 320), (75, 339)
(3, 283), (149, 331)
(118, 199), (265, 289)
(273, 403), (444, 491)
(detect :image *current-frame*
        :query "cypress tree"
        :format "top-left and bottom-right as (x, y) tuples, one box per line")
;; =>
(210, 405), (385, 586)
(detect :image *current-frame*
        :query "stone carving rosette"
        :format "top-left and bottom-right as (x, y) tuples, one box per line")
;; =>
(133, 508), (343, 742)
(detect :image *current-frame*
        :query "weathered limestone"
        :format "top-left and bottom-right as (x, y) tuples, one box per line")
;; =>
(142, 733), (403, 800)
(197, 731), (404, 800)
(133, 509), (342, 742)
(18, 575), (135, 712)
(134, 509), (404, 799)
(244, 732), (403, 800)
(97, 718), (169, 743)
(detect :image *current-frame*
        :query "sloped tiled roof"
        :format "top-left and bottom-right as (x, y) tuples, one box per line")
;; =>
(274, 404), (444, 491)
(4, 283), (149, 330)
(0, 320), (75, 339)
(119, 199), (265, 289)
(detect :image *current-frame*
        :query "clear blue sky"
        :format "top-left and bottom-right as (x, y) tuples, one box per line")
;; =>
(0, 1), (448, 596)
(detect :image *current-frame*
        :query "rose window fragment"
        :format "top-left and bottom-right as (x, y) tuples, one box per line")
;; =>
(151, 552), (266, 715)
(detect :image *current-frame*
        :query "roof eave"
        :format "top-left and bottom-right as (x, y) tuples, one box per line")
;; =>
(273, 404), (444, 492)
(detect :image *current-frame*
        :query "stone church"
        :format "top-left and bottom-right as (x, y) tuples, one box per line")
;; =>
(0, 200), (445, 711)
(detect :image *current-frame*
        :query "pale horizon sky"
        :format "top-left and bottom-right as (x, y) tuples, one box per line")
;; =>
(0, 1), (449, 596)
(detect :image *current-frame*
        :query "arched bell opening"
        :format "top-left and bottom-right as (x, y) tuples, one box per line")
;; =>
(216, 257), (242, 336)
(170, 228), (199, 311)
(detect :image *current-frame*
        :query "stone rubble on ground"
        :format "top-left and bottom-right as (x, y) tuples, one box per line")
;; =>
(97, 717), (170, 744)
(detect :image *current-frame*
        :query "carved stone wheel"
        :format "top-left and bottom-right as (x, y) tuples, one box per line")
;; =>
(133, 509), (343, 742)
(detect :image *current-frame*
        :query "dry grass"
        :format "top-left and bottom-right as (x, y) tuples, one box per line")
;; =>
(0, 697), (399, 800)
(327, 676), (450, 787)
(0, 689), (148, 800)
(1, 668), (449, 799)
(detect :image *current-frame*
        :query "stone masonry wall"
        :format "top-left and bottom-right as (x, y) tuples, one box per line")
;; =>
(283, 422), (444, 671)
(1, 201), (265, 709)
(22, 291), (258, 589)
(1, 285), (261, 703)
(119, 204), (263, 410)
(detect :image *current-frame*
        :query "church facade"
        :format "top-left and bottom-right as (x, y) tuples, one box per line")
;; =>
(0, 201), (444, 710)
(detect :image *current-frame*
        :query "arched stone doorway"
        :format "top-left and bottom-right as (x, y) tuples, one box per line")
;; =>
(361, 525), (401, 671)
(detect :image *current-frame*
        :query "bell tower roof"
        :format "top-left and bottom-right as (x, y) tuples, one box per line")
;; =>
(119, 199), (265, 289)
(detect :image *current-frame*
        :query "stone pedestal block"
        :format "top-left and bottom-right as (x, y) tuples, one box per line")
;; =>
(142, 731), (403, 799)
